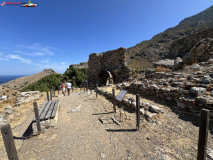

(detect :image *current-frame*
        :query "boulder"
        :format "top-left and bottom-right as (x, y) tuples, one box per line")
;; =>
(0, 106), (14, 126)
(144, 112), (157, 121)
(189, 87), (206, 96)
(202, 75), (212, 84)
(1, 95), (8, 101)
(148, 105), (164, 113)
(173, 57), (183, 69)
(153, 59), (175, 68)
(183, 38), (213, 65)
(140, 108), (145, 115)
(195, 96), (213, 105)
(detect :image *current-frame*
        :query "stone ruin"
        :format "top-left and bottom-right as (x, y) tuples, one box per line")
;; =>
(88, 47), (132, 86)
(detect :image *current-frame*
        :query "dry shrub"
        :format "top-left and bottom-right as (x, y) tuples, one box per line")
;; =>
(155, 66), (172, 72)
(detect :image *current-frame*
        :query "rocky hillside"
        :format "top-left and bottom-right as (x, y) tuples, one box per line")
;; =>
(1, 69), (56, 90)
(127, 5), (213, 69)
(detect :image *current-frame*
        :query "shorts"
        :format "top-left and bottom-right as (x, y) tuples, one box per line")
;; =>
(67, 88), (71, 92)
(62, 88), (66, 92)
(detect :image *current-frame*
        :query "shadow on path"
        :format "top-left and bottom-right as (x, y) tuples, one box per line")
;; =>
(106, 129), (137, 132)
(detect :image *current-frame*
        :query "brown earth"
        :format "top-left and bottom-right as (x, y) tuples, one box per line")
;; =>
(0, 89), (213, 160)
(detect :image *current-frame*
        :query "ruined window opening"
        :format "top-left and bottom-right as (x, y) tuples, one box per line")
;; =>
(99, 71), (114, 86)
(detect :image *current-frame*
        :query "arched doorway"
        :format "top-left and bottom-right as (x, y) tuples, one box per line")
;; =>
(99, 71), (114, 86)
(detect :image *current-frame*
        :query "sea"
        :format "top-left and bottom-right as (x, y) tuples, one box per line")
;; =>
(0, 75), (26, 85)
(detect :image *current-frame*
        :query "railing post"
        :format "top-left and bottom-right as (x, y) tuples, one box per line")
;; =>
(46, 90), (49, 101)
(53, 86), (55, 97)
(136, 94), (140, 130)
(112, 89), (116, 114)
(58, 85), (60, 95)
(96, 83), (98, 98)
(33, 102), (41, 135)
(50, 89), (52, 100)
(1, 124), (19, 160)
(197, 109), (210, 160)
(90, 83), (92, 94)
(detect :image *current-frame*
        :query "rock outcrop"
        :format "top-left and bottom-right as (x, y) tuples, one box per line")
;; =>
(0, 106), (14, 126)
(16, 91), (43, 105)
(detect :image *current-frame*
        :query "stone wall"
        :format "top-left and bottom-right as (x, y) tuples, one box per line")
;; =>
(71, 62), (88, 68)
(116, 60), (213, 118)
(16, 91), (42, 105)
(88, 47), (132, 85)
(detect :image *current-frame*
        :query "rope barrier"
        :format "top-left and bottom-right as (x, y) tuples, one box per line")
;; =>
(12, 110), (34, 130)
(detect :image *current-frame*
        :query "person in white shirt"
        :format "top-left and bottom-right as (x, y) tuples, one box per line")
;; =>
(66, 81), (72, 95)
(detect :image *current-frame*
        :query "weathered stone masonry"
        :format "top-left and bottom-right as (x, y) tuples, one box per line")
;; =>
(88, 47), (131, 85)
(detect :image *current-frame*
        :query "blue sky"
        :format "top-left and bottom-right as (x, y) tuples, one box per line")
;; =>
(0, 0), (212, 75)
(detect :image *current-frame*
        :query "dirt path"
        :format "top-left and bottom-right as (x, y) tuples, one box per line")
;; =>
(0, 90), (213, 160)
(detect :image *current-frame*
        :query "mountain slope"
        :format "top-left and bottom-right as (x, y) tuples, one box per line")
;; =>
(127, 5), (213, 69)
(2, 69), (56, 90)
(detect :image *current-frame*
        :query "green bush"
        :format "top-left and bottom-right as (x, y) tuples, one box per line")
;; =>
(63, 65), (88, 87)
(21, 73), (62, 92)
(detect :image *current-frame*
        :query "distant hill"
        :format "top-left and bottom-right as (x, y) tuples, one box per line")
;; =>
(2, 69), (56, 90)
(127, 5), (213, 69)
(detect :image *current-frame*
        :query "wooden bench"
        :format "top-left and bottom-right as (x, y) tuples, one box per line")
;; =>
(32, 100), (60, 135)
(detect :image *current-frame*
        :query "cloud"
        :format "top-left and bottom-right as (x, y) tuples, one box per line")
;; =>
(40, 59), (50, 63)
(36, 62), (67, 73)
(0, 53), (8, 61)
(14, 43), (55, 56)
(7, 54), (32, 64)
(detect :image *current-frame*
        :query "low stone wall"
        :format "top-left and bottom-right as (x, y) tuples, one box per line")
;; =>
(16, 91), (43, 105)
(116, 61), (213, 118)
(98, 88), (164, 122)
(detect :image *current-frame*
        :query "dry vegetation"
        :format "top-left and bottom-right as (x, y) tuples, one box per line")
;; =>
(155, 66), (172, 72)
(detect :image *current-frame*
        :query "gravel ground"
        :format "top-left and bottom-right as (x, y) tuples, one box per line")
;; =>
(0, 90), (213, 160)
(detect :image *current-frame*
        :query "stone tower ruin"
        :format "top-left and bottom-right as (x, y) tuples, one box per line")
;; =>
(88, 47), (131, 86)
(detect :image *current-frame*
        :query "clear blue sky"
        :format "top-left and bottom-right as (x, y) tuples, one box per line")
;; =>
(0, 0), (212, 75)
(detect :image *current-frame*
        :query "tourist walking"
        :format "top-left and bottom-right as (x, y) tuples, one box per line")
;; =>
(61, 81), (66, 96)
(66, 80), (72, 95)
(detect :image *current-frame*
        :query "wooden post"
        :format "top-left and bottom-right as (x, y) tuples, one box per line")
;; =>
(58, 85), (60, 95)
(96, 83), (98, 98)
(90, 83), (92, 94)
(46, 90), (49, 101)
(119, 102), (122, 122)
(33, 102), (41, 135)
(50, 89), (52, 100)
(197, 109), (210, 160)
(53, 86), (55, 97)
(112, 89), (116, 114)
(1, 124), (19, 160)
(136, 94), (140, 130)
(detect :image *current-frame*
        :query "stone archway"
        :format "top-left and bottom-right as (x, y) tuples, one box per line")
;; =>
(99, 71), (114, 86)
